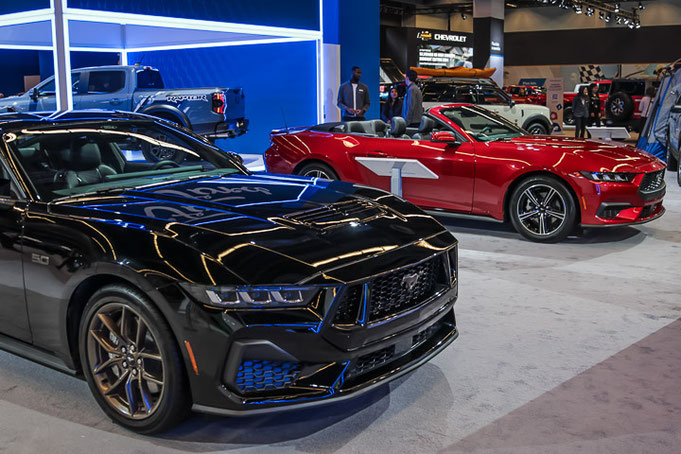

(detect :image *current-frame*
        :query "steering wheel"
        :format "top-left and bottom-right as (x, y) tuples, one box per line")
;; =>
(152, 160), (181, 170)
(479, 126), (494, 135)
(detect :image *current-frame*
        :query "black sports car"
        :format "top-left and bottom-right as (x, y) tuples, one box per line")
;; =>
(0, 111), (459, 433)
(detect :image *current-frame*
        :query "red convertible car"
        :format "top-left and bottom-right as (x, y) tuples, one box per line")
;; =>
(265, 104), (666, 242)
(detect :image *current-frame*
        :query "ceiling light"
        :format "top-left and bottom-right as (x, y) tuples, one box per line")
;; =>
(605, 12), (611, 22)
(461, 12), (467, 19)
(599, 11), (604, 19)
(614, 3), (620, 12)
(638, 2), (645, 10)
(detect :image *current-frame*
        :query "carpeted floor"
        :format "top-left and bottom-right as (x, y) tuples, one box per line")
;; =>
(0, 174), (679, 454)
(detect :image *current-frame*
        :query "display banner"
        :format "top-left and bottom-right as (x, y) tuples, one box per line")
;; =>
(412, 28), (474, 69)
(546, 77), (564, 134)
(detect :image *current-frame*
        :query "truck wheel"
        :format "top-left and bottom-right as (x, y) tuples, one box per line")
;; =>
(141, 131), (187, 164)
(606, 92), (634, 122)
(509, 175), (576, 243)
(526, 122), (548, 135)
(563, 107), (575, 126)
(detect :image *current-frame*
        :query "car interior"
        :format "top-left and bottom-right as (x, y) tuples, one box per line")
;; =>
(320, 115), (444, 141)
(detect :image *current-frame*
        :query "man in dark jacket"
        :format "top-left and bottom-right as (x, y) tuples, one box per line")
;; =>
(401, 69), (423, 127)
(337, 66), (370, 121)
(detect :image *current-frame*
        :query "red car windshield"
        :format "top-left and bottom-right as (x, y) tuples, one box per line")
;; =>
(439, 105), (526, 142)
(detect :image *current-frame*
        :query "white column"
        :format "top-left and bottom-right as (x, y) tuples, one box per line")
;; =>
(51, 0), (72, 111)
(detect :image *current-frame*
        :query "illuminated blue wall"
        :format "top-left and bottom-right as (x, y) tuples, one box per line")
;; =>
(129, 41), (318, 155)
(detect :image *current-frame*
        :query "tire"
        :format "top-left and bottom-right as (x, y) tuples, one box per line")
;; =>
(677, 159), (681, 187)
(141, 129), (186, 164)
(605, 92), (634, 122)
(79, 284), (191, 434)
(564, 106), (575, 126)
(666, 136), (679, 172)
(526, 121), (549, 135)
(296, 162), (339, 180)
(509, 175), (577, 243)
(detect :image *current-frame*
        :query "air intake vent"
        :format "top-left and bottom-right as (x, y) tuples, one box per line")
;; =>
(283, 199), (388, 229)
(235, 360), (301, 393)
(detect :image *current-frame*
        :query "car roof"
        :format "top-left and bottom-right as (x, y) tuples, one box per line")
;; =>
(0, 110), (164, 131)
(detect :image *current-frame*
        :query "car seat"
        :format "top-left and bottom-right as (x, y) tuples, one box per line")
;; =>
(389, 117), (411, 139)
(371, 119), (388, 138)
(412, 116), (436, 140)
(55, 139), (118, 189)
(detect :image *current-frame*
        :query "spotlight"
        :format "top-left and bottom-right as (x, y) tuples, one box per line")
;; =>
(574, 4), (582, 14)
(605, 12), (611, 22)
(638, 2), (645, 10)
(614, 3), (620, 12)
(628, 22), (635, 29)
(615, 15), (622, 24)
(461, 12), (467, 20)
(635, 21), (641, 28)
(599, 11), (604, 20)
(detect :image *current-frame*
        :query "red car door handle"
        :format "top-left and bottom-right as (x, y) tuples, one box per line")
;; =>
(368, 151), (388, 157)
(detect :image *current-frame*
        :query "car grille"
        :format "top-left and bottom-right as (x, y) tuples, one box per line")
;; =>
(332, 254), (447, 325)
(639, 170), (665, 193)
(347, 346), (395, 378)
(283, 199), (387, 229)
(235, 360), (301, 393)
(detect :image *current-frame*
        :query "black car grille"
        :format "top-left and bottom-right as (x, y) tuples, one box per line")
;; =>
(332, 255), (447, 325)
(347, 345), (395, 378)
(639, 170), (665, 193)
(235, 360), (301, 393)
(283, 199), (387, 229)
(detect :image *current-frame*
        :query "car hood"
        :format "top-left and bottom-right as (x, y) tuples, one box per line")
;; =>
(52, 173), (451, 280)
(501, 135), (665, 172)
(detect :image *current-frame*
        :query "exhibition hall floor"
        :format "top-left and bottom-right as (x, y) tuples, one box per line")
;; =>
(1, 175), (680, 454)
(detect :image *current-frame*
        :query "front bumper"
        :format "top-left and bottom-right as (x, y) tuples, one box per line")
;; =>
(572, 169), (666, 226)
(159, 243), (459, 415)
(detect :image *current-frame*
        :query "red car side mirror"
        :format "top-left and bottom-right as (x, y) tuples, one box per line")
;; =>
(431, 131), (461, 146)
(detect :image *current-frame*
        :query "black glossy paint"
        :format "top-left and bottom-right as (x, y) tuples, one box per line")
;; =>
(0, 111), (459, 414)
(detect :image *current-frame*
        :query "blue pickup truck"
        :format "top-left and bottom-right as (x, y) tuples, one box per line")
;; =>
(0, 65), (248, 141)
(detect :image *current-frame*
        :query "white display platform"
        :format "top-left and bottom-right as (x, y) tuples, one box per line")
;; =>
(354, 157), (438, 197)
(587, 126), (631, 140)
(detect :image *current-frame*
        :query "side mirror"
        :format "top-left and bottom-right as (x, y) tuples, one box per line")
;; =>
(30, 88), (39, 102)
(431, 131), (461, 146)
(227, 151), (244, 165)
(672, 105), (681, 114)
(509, 99), (516, 107)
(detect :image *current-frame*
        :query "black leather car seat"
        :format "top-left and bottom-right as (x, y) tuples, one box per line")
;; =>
(413, 116), (436, 140)
(55, 140), (117, 189)
(389, 117), (411, 139)
(348, 122), (367, 134)
(371, 119), (388, 137)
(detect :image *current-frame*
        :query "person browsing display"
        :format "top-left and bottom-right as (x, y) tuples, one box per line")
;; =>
(337, 66), (370, 121)
(381, 88), (403, 124)
(402, 69), (424, 127)
(572, 85), (590, 138)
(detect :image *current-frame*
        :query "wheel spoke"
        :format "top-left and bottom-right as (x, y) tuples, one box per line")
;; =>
(539, 213), (547, 235)
(93, 356), (122, 375)
(138, 377), (152, 413)
(519, 209), (540, 220)
(525, 189), (541, 207)
(543, 188), (557, 205)
(104, 369), (130, 396)
(546, 209), (565, 221)
(89, 330), (119, 354)
(120, 307), (128, 342)
(135, 315), (146, 348)
(125, 374), (137, 415)
(97, 313), (128, 346)
(142, 371), (164, 387)
(139, 351), (162, 361)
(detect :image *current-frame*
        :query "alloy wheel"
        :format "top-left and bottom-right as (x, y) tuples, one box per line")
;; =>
(516, 183), (567, 236)
(527, 124), (546, 135)
(611, 99), (624, 116)
(86, 303), (165, 420)
(303, 168), (333, 179)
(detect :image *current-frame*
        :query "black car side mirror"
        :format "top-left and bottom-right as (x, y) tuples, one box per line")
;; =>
(431, 131), (461, 147)
(672, 105), (681, 114)
(227, 151), (244, 165)
(30, 88), (39, 102)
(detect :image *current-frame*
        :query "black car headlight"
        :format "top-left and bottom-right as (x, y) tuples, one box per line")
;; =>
(579, 171), (636, 182)
(181, 283), (329, 309)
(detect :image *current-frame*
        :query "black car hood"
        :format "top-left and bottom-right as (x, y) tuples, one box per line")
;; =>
(53, 174), (450, 280)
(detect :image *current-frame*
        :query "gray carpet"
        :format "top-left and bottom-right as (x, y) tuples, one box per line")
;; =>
(1, 173), (680, 453)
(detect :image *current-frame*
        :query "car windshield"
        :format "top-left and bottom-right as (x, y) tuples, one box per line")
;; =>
(5, 120), (245, 202)
(439, 105), (526, 142)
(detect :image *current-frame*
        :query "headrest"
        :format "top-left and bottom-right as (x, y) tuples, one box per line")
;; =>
(390, 116), (406, 136)
(418, 116), (436, 133)
(348, 122), (366, 133)
(61, 141), (102, 171)
(372, 119), (388, 135)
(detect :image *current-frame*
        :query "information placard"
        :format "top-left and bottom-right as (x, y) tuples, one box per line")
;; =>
(546, 77), (564, 134)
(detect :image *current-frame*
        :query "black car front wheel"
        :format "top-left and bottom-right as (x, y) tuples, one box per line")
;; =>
(297, 162), (339, 180)
(509, 176), (577, 243)
(79, 284), (191, 434)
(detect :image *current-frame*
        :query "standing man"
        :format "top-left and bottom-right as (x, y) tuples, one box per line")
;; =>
(402, 69), (423, 127)
(337, 66), (370, 121)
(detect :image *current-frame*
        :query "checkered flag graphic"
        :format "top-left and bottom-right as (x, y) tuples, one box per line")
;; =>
(579, 65), (606, 83)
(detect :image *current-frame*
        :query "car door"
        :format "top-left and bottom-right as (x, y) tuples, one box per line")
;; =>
(0, 148), (31, 342)
(356, 120), (476, 213)
(77, 70), (128, 110)
(30, 73), (82, 111)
